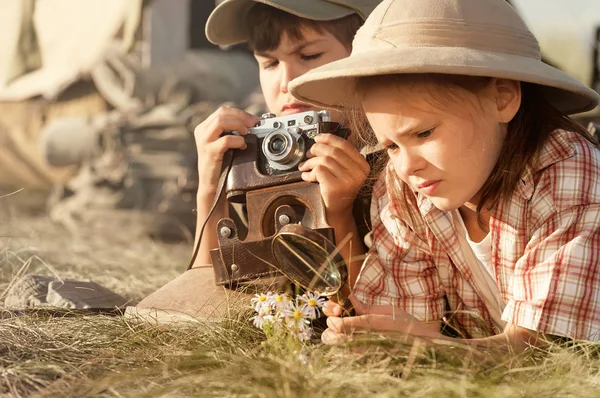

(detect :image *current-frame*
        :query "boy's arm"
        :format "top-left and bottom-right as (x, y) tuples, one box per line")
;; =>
(327, 212), (367, 291)
(298, 133), (371, 290)
(190, 106), (259, 268)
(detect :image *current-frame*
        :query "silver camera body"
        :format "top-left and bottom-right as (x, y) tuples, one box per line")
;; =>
(248, 110), (332, 174)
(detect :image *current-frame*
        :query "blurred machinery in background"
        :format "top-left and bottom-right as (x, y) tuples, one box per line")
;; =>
(0, 0), (597, 241)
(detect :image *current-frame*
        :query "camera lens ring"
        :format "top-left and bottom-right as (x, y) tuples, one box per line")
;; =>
(262, 130), (304, 170)
(263, 131), (295, 161)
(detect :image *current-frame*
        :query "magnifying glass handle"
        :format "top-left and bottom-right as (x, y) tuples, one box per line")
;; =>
(334, 288), (356, 317)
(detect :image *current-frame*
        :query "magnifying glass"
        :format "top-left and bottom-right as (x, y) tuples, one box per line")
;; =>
(270, 224), (350, 305)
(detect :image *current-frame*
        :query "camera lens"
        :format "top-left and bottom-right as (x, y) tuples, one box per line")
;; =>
(268, 135), (287, 155)
(262, 130), (304, 171)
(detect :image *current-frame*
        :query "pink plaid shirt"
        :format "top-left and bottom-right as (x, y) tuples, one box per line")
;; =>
(354, 130), (600, 339)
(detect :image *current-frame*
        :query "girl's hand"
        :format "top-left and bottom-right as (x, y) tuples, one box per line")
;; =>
(298, 134), (370, 219)
(193, 106), (260, 202)
(321, 294), (441, 344)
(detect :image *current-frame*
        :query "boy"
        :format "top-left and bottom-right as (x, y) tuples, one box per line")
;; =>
(133, 0), (381, 321)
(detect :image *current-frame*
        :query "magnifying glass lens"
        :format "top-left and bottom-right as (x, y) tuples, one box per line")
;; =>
(272, 229), (345, 297)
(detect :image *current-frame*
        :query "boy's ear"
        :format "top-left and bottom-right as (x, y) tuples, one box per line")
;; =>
(492, 78), (521, 123)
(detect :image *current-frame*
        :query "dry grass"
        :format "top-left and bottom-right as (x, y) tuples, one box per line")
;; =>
(1, 198), (600, 397)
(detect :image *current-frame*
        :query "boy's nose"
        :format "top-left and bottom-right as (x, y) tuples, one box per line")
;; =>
(279, 64), (300, 93)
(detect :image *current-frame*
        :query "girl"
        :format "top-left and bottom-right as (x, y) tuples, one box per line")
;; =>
(289, 0), (600, 350)
(134, 0), (380, 319)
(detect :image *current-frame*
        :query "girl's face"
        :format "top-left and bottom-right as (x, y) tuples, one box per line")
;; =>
(254, 28), (350, 121)
(363, 80), (512, 211)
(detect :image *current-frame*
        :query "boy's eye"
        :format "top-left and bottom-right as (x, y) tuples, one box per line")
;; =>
(416, 129), (432, 139)
(262, 60), (278, 69)
(301, 53), (323, 61)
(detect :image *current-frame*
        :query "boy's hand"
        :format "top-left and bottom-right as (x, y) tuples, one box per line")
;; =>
(298, 134), (370, 218)
(193, 106), (260, 203)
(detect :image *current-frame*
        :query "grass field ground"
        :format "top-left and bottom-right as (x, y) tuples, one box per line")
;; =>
(1, 199), (600, 397)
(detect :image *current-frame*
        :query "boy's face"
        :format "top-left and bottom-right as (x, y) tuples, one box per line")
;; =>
(362, 82), (507, 212)
(254, 28), (350, 121)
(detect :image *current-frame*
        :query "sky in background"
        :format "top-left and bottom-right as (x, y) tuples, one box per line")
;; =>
(512, 0), (600, 84)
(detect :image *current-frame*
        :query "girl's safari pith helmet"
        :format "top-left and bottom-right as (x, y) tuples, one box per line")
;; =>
(289, 0), (600, 115)
(205, 0), (381, 46)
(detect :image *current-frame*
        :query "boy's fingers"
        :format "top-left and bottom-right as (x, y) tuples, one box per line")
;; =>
(197, 108), (260, 142)
(207, 106), (261, 127)
(202, 117), (252, 141)
(313, 135), (371, 174)
(209, 135), (247, 155)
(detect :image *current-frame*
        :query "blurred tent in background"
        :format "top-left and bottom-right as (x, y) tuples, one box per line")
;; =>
(0, 0), (141, 189)
(0, 0), (262, 238)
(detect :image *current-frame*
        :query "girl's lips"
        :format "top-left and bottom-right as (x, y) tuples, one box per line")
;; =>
(417, 180), (440, 195)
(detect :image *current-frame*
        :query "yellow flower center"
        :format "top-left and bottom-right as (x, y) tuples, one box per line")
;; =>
(275, 296), (283, 302)
(308, 299), (317, 307)
(293, 310), (302, 320)
(259, 296), (266, 302)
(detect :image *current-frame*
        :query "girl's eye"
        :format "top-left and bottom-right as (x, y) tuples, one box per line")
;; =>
(301, 53), (323, 61)
(416, 129), (432, 139)
(385, 142), (400, 153)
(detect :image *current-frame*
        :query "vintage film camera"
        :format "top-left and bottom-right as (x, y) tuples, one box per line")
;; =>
(209, 110), (349, 294)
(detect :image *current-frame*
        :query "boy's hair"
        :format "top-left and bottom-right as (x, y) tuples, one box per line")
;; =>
(246, 3), (363, 52)
(353, 74), (597, 228)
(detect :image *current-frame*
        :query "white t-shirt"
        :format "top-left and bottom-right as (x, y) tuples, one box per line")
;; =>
(453, 211), (494, 277)
(451, 210), (506, 327)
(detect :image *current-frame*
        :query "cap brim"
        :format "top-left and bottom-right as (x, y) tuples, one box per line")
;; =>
(290, 46), (600, 115)
(206, 0), (356, 46)
(205, 0), (255, 46)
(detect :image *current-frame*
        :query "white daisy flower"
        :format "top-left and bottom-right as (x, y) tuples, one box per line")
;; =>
(250, 292), (273, 313)
(286, 295), (295, 309)
(251, 310), (274, 329)
(284, 303), (311, 331)
(296, 327), (313, 342)
(272, 293), (290, 314)
(298, 292), (327, 319)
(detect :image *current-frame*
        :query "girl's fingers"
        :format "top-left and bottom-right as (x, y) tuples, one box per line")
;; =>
(321, 327), (351, 345)
(323, 300), (343, 317)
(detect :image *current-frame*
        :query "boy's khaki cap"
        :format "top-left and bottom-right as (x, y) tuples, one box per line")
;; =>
(289, 0), (600, 115)
(206, 0), (381, 46)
